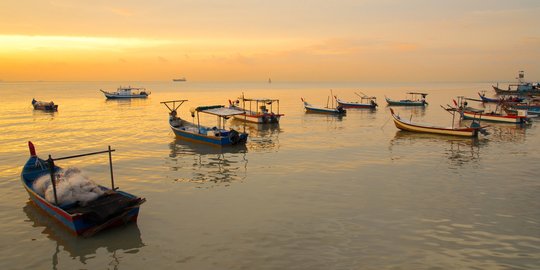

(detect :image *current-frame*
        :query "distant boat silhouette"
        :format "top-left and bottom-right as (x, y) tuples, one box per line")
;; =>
(173, 77), (186, 82)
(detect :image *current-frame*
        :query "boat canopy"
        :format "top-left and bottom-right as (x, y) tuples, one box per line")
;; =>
(200, 106), (246, 117)
(407, 92), (428, 96)
(240, 98), (279, 103)
(118, 86), (146, 91)
(195, 105), (224, 111)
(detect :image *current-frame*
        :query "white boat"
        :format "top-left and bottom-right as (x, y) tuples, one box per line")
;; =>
(229, 95), (283, 124)
(100, 86), (150, 99)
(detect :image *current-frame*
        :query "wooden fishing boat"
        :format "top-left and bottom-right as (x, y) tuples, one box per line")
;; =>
(335, 92), (378, 109)
(100, 86), (150, 99)
(448, 96), (531, 124)
(390, 108), (487, 137)
(21, 142), (145, 237)
(385, 92), (428, 106)
(461, 109), (530, 124)
(162, 100), (248, 146)
(493, 71), (540, 95)
(229, 94), (284, 124)
(301, 98), (346, 114)
(32, 98), (58, 111)
(478, 92), (523, 103)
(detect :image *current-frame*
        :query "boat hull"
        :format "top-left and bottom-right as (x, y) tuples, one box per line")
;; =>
(21, 156), (142, 236)
(103, 93), (149, 99)
(336, 100), (376, 109)
(462, 111), (527, 124)
(33, 104), (58, 111)
(304, 105), (346, 114)
(170, 123), (248, 146)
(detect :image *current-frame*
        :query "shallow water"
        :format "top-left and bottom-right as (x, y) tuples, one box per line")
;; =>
(1, 81), (539, 269)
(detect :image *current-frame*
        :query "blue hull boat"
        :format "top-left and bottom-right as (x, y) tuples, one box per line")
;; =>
(162, 100), (248, 147)
(21, 142), (145, 237)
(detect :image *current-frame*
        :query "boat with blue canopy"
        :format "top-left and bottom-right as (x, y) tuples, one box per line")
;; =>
(21, 142), (145, 237)
(162, 100), (249, 146)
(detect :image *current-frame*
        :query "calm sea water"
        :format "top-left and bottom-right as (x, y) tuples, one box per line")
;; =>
(0, 81), (539, 269)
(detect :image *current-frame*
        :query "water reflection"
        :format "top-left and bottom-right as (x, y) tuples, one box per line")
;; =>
(23, 202), (144, 269)
(232, 121), (282, 152)
(482, 122), (528, 143)
(386, 106), (426, 117)
(303, 111), (345, 121)
(390, 131), (483, 168)
(32, 109), (57, 121)
(104, 98), (150, 108)
(167, 139), (248, 185)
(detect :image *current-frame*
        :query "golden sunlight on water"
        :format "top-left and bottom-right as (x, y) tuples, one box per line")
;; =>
(0, 81), (539, 269)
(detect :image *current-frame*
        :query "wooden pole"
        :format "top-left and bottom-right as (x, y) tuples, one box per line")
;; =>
(47, 155), (59, 205)
(108, 145), (115, 190)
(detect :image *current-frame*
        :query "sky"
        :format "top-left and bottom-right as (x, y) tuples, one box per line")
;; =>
(0, 0), (539, 82)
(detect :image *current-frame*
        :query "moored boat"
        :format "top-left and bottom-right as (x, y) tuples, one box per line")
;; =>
(449, 96), (531, 124)
(478, 92), (523, 103)
(493, 71), (540, 95)
(21, 142), (145, 237)
(32, 98), (58, 111)
(385, 92), (428, 106)
(462, 110), (530, 124)
(162, 100), (248, 146)
(301, 98), (346, 114)
(335, 92), (378, 109)
(100, 86), (150, 99)
(390, 108), (487, 137)
(229, 94), (284, 124)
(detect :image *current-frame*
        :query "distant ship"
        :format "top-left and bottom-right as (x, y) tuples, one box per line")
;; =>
(173, 77), (186, 82)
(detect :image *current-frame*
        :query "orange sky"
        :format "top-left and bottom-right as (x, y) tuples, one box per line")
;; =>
(0, 0), (539, 82)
